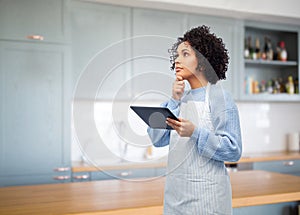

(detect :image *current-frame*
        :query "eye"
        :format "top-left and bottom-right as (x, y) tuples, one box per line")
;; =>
(183, 52), (189, 57)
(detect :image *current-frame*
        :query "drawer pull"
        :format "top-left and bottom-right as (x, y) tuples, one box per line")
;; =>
(53, 175), (70, 180)
(283, 161), (294, 166)
(27, 35), (44, 41)
(73, 175), (90, 180)
(119, 171), (132, 177)
(54, 167), (70, 172)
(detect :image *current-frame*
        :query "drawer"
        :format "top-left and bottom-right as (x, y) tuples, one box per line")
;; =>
(72, 172), (91, 182)
(0, 0), (69, 43)
(91, 168), (156, 181)
(155, 167), (167, 177)
(253, 160), (300, 174)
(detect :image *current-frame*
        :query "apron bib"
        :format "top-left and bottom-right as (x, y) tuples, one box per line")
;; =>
(164, 84), (232, 215)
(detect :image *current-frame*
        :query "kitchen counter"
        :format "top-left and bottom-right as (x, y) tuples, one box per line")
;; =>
(1, 170), (300, 215)
(72, 159), (167, 172)
(230, 150), (300, 164)
(72, 151), (300, 172)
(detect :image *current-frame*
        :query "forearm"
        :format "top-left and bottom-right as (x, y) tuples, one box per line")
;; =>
(192, 109), (242, 162)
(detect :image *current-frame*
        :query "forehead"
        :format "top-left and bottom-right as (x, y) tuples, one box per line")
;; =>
(177, 41), (192, 51)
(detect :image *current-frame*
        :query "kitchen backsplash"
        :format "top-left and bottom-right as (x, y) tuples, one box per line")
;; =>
(237, 102), (300, 153)
(72, 101), (300, 162)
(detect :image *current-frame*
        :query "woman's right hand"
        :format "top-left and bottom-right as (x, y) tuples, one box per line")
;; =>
(172, 76), (185, 101)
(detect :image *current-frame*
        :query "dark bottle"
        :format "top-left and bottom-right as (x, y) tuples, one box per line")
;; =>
(278, 78), (286, 93)
(244, 37), (250, 59)
(248, 36), (254, 60)
(263, 37), (273, 60)
(255, 38), (261, 60)
(295, 77), (299, 94)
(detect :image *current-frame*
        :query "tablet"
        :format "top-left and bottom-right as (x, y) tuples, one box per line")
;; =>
(130, 106), (179, 130)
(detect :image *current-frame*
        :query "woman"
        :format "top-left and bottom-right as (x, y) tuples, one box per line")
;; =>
(147, 25), (242, 214)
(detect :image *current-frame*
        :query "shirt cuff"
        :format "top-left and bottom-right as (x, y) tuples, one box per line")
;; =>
(167, 98), (180, 110)
(191, 126), (200, 141)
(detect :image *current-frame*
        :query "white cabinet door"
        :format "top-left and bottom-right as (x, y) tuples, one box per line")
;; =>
(132, 8), (188, 101)
(188, 15), (241, 98)
(0, 41), (71, 186)
(71, 1), (131, 100)
(0, 0), (69, 43)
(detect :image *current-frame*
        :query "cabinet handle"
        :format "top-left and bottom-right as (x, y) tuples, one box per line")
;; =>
(119, 171), (132, 177)
(283, 161), (294, 166)
(54, 167), (70, 172)
(53, 175), (70, 180)
(26, 35), (44, 41)
(73, 175), (90, 180)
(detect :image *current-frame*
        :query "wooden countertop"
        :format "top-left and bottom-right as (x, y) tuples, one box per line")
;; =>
(1, 170), (300, 215)
(72, 151), (300, 172)
(231, 151), (300, 164)
(72, 159), (167, 172)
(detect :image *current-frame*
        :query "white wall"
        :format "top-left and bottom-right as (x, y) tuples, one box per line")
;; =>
(237, 102), (300, 154)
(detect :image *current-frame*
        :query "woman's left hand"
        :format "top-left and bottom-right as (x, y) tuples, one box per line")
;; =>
(166, 117), (195, 137)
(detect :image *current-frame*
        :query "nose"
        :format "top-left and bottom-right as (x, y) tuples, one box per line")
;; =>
(174, 56), (181, 65)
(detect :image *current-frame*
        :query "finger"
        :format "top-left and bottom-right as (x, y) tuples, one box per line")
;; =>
(166, 120), (176, 129)
(176, 75), (183, 81)
(178, 118), (186, 122)
(176, 80), (185, 85)
(174, 87), (184, 92)
(167, 118), (181, 126)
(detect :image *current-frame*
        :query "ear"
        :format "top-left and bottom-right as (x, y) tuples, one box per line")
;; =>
(196, 64), (205, 72)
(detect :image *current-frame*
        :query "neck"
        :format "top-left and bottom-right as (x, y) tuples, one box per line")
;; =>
(187, 74), (208, 89)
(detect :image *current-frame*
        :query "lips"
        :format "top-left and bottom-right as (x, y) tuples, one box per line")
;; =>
(175, 67), (183, 72)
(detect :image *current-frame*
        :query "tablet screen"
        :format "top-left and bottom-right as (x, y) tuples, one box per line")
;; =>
(130, 106), (179, 129)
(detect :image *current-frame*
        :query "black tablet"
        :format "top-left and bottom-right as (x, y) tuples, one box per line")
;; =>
(130, 106), (179, 130)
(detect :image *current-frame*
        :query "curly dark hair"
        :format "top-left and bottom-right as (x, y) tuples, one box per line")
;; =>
(169, 25), (229, 84)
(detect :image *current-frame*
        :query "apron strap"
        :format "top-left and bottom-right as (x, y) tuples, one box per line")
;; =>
(205, 82), (211, 112)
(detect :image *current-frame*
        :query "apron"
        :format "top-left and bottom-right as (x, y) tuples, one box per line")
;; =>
(164, 83), (232, 215)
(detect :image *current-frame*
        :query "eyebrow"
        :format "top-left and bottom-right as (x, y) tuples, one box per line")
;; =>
(181, 48), (190, 52)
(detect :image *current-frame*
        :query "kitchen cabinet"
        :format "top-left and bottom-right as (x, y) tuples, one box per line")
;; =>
(72, 172), (91, 182)
(253, 160), (300, 176)
(240, 21), (300, 101)
(71, 1), (131, 100)
(0, 41), (71, 186)
(131, 8), (188, 101)
(91, 168), (156, 180)
(233, 202), (299, 215)
(188, 15), (242, 99)
(0, 0), (70, 43)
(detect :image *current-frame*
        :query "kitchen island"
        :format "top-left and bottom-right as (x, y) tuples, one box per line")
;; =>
(0, 170), (300, 215)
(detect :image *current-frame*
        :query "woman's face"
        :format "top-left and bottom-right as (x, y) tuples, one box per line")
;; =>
(174, 41), (198, 80)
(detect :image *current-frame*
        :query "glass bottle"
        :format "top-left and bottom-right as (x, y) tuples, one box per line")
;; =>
(255, 38), (261, 60)
(286, 76), (295, 94)
(248, 37), (254, 60)
(261, 37), (267, 60)
(266, 38), (273, 60)
(294, 77), (299, 94)
(244, 38), (250, 59)
(260, 80), (266, 93)
(279, 41), (287, 61)
(267, 80), (273, 94)
(278, 78), (286, 93)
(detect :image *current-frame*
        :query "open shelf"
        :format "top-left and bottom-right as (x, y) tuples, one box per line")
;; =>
(241, 22), (300, 102)
(245, 59), (298, 66)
